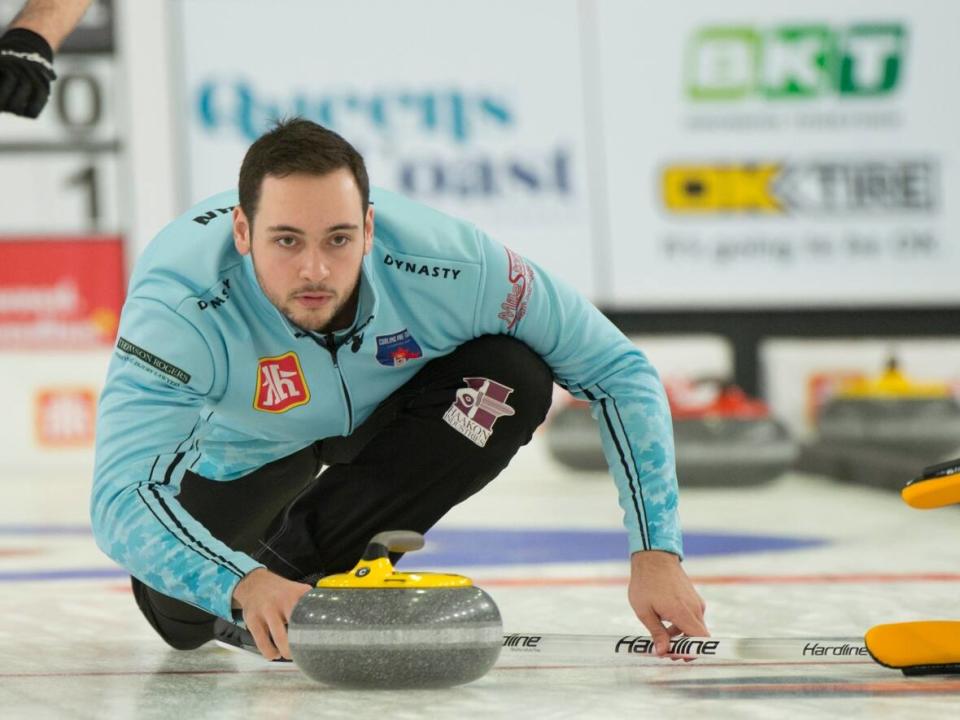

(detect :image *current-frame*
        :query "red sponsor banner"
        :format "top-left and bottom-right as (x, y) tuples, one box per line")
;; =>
(0, 236), (125, 349)
(253, 352), (311, 413)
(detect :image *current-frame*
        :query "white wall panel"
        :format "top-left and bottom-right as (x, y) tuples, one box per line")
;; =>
(596, 0), (960, 308)
(174, 0), (596, 297)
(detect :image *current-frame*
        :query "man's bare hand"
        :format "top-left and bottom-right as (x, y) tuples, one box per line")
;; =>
(231, 568), (312, 660)
(627, 550), (708, 658)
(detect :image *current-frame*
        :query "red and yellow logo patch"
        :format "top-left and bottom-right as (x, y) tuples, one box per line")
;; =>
(253, 352), (310, 413)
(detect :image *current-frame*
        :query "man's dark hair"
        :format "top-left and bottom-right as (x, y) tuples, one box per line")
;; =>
(238, 118), (370, 226)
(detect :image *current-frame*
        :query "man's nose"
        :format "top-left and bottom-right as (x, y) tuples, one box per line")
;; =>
(299, 249), (330, 282)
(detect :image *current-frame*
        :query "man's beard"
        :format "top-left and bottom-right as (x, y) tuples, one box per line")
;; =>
(249, 245), (361, 334)
(281, 295), (342, 333)
(256, 270), (359, 334)
(287, 290), (358, 333)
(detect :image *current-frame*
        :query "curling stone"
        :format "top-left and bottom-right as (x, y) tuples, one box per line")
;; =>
(288, 530), (502, 689)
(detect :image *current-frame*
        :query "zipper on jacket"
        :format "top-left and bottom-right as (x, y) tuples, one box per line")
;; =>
(323, 333), (354, 433)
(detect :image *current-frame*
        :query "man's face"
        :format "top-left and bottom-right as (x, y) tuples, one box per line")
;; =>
(233, 169), (374, 333)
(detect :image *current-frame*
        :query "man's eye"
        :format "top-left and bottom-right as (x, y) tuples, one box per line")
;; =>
(331, 235), (350, 247)
(275, 236), (297, 248)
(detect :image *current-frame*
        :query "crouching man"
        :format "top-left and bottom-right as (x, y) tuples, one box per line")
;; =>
(91, 118), (708, 660)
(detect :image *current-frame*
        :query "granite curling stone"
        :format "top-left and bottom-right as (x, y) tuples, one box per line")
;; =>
(288, 530), (503, 689)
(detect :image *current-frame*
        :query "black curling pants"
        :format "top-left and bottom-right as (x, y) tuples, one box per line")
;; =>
(131, 335), (554, 650)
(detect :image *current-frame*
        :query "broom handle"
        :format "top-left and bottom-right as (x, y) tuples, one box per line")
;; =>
(497, 633), (872, 666)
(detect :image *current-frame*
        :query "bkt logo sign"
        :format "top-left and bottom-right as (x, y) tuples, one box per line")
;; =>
(686, 23), (906, 100)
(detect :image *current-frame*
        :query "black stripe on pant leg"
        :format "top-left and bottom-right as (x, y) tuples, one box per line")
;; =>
(583, 388), (649, 549)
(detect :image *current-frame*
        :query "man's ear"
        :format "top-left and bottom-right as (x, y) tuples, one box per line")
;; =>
(363, 204), (375, 255)
(233, 207), (251, 256)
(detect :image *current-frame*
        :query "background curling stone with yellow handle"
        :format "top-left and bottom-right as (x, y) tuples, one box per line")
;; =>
(797, 360), (960, 491)
(902, 457), (960, 509)
(288, 531), (503, 688)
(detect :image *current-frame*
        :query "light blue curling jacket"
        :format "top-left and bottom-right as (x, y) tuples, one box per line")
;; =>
(91, 187), (682, 619)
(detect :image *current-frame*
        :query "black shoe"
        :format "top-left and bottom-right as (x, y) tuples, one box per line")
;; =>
(212, 618), (291, 662)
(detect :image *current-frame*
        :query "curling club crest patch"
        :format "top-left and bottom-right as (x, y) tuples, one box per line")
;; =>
(375, 329), (423, 367)
(443, 377), (516, 447)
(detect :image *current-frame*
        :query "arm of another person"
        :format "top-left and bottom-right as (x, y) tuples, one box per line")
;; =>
(8, 0), (93, 49)
(0, 0), (93, 116)
(472, 231), (707, 655)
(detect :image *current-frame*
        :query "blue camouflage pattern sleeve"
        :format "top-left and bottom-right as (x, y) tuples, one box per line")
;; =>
(471, 230), (683, 557)
(91, 297), (263, 619)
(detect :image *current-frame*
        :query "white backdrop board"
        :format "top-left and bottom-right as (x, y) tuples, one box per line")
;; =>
(0, 350), (111, 474)
(174, 0), (597, 297)
(595, 0), (960, 308)
(0, 1), (124, 236)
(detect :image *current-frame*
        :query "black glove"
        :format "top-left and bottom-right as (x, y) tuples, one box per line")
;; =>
(0, 27), (57, 118)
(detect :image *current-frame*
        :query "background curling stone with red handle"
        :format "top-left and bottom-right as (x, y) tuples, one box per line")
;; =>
(288, 530), (503, 688)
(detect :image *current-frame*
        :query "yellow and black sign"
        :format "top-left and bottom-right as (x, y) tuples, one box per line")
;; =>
(663, 164), (783, 213)
(662, 161), (936, 215)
